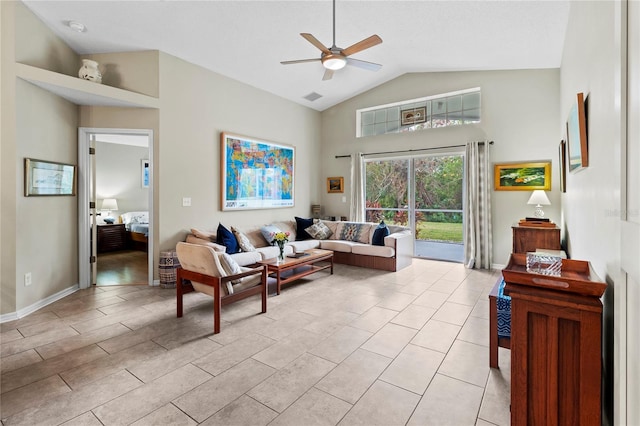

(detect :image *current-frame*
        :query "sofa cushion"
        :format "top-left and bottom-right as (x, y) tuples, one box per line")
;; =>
(352, 244), (395, 258)
(260, 224), (282, 244)
(216, 223), (240, 254)
(320, 240), (358, 253)
(230, 251), (262, 266)
(324, 221), (340, 239)
(273, 221), (297, 241)
(256, 245), (293, 260)
(305, 221), (333, 240)
(372, 221), (390, 246)
(231, 226), (256, 252)
(295, 217), (314, 240)
(336, 222), (371, 244)
(288, 240), (321, 252)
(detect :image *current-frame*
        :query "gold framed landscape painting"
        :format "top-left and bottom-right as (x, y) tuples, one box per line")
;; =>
(327, 176), (344, 193)
(494, 161), (551, 191)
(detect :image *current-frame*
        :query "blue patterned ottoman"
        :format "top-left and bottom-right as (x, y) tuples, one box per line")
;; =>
(496, 278), (511, 338)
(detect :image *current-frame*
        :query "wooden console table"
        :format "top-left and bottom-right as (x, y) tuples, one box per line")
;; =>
(502, 253), (606, 426)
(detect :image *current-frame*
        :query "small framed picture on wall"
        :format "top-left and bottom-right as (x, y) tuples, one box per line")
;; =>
(327, 176), (344, 193)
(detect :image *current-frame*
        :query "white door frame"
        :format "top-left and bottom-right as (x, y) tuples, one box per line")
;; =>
(78, 127), (154, 289)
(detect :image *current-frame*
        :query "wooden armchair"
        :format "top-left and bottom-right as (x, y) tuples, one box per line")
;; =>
(175, 242), (267, 334)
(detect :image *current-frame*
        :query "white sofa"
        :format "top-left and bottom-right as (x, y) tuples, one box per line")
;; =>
(187, 220), (413, 272)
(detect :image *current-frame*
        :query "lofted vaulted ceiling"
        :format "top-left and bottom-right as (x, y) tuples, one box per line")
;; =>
(23, 0), (571, 111)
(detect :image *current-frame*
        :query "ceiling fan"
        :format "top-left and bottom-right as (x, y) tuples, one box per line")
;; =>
(281, 0), (383, 81)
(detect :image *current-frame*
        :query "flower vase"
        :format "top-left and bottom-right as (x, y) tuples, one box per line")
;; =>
(278, 244), (285, 262)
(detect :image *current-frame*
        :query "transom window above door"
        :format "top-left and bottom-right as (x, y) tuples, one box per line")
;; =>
(356, 88), (481, 138)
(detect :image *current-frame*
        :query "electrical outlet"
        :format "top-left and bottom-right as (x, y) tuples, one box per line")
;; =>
(24, 272), (32, 287)
(182, 197), (191, 207)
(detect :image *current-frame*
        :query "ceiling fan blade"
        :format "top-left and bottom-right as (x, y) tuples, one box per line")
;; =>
(281, 58), (321, 65)
(322, 69), (334, 81)
(300, 33), (331, 55)
(341, 34), (382, 57)
(346, 58), (382, 72)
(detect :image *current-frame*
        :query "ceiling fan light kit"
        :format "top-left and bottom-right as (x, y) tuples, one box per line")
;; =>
(281, 0), (382, 80)
(322, 54), (347, 70)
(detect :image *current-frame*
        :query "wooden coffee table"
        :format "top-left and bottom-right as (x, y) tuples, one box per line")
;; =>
(258, 249), (333, 295)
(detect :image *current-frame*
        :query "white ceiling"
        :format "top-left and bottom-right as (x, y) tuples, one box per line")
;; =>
(22, 0), (571, 111)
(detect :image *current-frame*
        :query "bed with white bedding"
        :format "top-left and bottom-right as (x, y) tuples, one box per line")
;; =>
(120, 211), (149, 251)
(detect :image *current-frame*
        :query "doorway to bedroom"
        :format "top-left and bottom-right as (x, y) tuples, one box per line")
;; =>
(78, 128), (154, 288)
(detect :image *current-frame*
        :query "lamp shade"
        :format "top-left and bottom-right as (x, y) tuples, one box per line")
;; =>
(101, 198), (118, 211)
(527, 190), (550, 206)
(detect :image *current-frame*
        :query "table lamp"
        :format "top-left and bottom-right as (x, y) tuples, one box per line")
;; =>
(101, 198), (118, 223)
(312, 204), (321, 219)
(527, 190), (550, 218)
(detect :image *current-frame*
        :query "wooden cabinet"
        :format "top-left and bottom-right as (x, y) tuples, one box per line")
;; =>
(512, 224), (561, 253)
(97, 224), (127, 253)
(503, 254), (606, 426)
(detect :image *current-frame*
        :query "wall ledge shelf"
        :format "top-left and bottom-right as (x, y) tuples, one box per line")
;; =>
(15, 63), (159, 109)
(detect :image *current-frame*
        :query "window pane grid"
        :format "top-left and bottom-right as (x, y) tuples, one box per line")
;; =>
(358, 89), (480, 138)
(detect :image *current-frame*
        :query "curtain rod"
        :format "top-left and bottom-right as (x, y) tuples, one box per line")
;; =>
(335, 141), (494, 159)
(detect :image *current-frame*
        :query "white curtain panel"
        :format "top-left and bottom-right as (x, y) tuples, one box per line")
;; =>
(464, 141), (493, 269)
(350, 152), (365, 222)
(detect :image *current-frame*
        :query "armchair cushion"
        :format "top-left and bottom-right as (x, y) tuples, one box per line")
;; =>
(219, 253), (243, 291)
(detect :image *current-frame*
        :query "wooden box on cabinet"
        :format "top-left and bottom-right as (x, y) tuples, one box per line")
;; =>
(512, 224), (561, 253)
(503, 253), (607, 426)
(97, 223), (127, 253)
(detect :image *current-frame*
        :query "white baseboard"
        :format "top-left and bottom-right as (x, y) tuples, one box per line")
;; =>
(492, 263), (506, 270)
(0, 283), (79, 324)
(152, 279), (160, 287)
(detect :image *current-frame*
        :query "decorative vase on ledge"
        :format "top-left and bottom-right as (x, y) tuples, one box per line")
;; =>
(78, 59), (102, 84)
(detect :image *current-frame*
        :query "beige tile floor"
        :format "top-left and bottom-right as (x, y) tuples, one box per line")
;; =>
(0, 258), (511, 425)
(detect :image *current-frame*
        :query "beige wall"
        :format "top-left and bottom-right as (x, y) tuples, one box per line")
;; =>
(157, 52), (322, 253)
(85, 51), (159, 97)
(321, 69), (560, 266)
(95, 142), (149, 214)
(2, 1), (80, 315)
(16, 80), (79, 309)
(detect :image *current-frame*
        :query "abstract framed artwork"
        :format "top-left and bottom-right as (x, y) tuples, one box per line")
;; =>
(141, 159), (150, 188)
(567, 92), (588, 172)
(220, 132), (294, 210)
(24, 158), (76, 196)
(327, 176), (344, 193)
(494, 161), (551, 191)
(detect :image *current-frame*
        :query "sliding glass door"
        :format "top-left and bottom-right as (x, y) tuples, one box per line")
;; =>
(364, 153), (464, 262)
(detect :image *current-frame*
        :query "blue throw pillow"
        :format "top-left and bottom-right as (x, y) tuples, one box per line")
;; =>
(216, 223), (239, 254)
(295, 217), (314, 241)
(372, 221), (390, 246)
